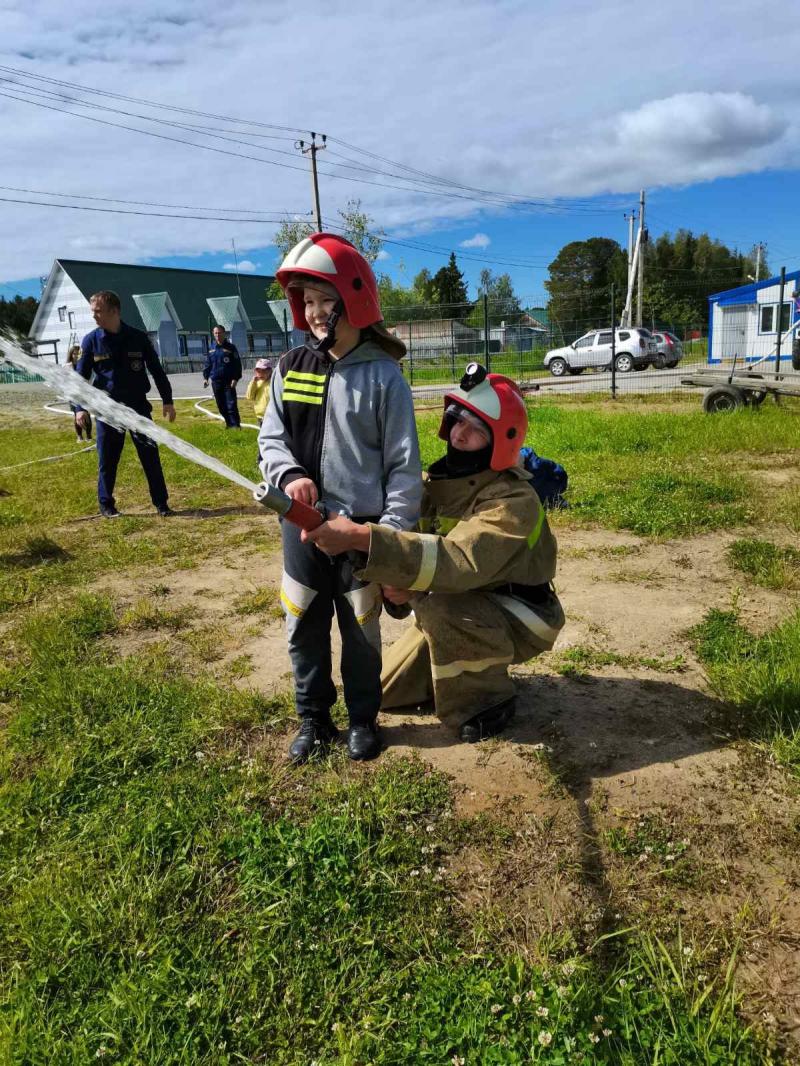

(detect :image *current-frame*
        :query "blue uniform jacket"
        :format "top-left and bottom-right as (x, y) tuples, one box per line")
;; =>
(76, 323), (173, 411)
(204, 342), (242, 385)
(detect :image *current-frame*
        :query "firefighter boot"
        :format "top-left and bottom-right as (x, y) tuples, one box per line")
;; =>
(459, 697), (517, 743)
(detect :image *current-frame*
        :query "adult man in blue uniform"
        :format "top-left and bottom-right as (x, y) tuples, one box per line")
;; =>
(203, 325), (242, 428)
(75, 290), (176, 518)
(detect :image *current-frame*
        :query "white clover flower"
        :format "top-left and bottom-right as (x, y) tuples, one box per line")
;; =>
(683, 946), (693, 957)
(537, 1031), (553, 1047)
(490, 1003), (502, 1014)
(512, 993), (521, 1005)
(536, 1005), (549, 1018)
(410, 869), (420, 877)
(594, 1014), (605, 1024)
(618, 978), (629, 989)
(561, 961), (576, 976)
(451, 1056), (465, 1066)
(426, 824), (435, 833)
(602, 1028), (612, 1037)
(589, 1032), (600, 1044)
(525, 989), (538, 1000)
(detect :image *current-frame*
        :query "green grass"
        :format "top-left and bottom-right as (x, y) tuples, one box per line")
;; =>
(1, 399), (797, 617)
(690, 608), (800, 776)
(0, 596), (771, 1064)
(0, 404), (277, 615)
(726, 538), (800, 590)
(554, 645), (686, 676)
(416, 401), (799, 538)
(232, 586), (282, 617)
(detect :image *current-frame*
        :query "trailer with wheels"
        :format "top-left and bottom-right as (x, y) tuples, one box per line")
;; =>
(681, 368), (800, 412)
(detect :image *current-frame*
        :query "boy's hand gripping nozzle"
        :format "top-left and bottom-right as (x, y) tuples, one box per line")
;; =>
(253, 482), (324, 532)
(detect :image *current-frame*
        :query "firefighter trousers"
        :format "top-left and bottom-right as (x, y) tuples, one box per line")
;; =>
(280, 521), (383, 725)
(380, 589), (564, 728)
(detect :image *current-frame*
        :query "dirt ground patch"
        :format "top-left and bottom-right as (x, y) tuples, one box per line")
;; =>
(91, 518), (800, 1049)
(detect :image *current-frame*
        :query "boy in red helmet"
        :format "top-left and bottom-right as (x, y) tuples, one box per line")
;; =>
(303, 363), (564, 742)
(259, 233), (422, 763)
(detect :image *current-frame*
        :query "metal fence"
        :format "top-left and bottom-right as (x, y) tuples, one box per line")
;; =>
(380, 298), (712, 402)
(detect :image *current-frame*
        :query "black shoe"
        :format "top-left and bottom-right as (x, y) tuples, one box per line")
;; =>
(459, 697), (516, 743)
(347, 722), (381, 761)
(157, 506), (175, 518)
(288, 717), (339, 764)
(100, 505), (121, 518)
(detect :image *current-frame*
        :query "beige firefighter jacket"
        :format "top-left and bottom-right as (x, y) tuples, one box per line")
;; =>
(360, 462), (559, 600)
(358, 461), (564, 726)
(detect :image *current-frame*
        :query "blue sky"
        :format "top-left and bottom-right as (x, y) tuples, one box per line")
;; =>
(1, 0), (798, 305)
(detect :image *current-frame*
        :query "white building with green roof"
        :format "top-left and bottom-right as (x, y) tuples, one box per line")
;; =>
(30, 259), (288, 365)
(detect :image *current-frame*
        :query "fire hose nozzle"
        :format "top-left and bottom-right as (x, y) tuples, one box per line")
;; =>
(253, 481), (324, 532)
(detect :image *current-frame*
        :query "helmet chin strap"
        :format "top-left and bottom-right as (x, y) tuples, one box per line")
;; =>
(311, 298), (344, 354)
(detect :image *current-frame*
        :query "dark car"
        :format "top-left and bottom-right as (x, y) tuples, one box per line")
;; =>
(650, 331), (683, 369)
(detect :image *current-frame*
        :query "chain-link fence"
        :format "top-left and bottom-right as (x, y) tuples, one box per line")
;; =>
(380, 297), (713, 402)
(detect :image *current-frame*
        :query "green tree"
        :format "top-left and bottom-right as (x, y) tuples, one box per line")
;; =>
(431, 253), (468, 311)
(545, 238), (627, 340)
(338, 199), (384, 264)
(0, 295), (39, 335)
(273, 219), (314, 260)
(641, 229), (758, 331)
(271, 200), (384, 268)
(412, 268), (436, 302)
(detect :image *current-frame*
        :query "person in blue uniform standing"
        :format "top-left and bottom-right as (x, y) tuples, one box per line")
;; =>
(75, 289), (176, 518)
(203, 325), (242, 428)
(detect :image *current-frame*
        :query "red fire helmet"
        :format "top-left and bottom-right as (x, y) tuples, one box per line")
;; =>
(439, 363), (528, 470)
(276, 233), (382, 331)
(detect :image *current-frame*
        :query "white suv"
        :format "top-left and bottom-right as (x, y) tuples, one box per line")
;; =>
(544, 328), (657, 375)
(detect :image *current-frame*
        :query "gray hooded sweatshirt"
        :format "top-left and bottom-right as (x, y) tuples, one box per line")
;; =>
(258, 339), (422, 531)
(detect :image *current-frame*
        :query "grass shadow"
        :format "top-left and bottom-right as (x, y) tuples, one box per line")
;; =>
(0, 535), (70, 569)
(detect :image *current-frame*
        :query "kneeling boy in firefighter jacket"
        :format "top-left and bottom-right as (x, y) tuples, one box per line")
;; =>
(303, 363), (565, 743)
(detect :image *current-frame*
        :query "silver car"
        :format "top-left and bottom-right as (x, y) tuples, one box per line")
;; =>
(544, 327), (657, 376)
(650, 331), (683, 368)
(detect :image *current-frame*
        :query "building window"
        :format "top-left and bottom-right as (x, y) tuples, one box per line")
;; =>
(759, 302), (792, 334)
(182, 334), (209, 357)
(248, 334), (269, 352)
(58, 306), (67, 322)
(68, 311), (76, 329)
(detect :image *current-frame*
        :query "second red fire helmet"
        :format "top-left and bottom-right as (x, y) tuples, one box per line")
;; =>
(439, 362), (528, 470)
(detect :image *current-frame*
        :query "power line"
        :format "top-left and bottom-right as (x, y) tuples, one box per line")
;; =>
(0, 194), (295, 225)
(0, 65), (630, 217)
(0, 63), (308, 135)
(0, 184), (308, 217)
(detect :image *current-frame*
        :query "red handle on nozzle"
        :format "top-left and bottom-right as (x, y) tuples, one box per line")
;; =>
(253, 481), (324, 531)
(284, 497), (324, 532)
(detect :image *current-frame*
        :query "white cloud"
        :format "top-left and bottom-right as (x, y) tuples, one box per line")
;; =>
(376, 249), (391, 261)
(461, 233), (490, 249)
(223, 260), (259, 272)
(0, 0), (798, 280)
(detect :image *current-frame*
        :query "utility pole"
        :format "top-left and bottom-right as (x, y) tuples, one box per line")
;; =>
(621, 209), (636, 326)
(295, 132), (326, 231)
(231, 237), (243, 305)
(636, 189), (646, 328)
(755, 242), (762, 282)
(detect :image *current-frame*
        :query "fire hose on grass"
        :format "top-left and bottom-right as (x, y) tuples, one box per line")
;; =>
(1, 339), (409, 615)
(0, 340), (316, 523)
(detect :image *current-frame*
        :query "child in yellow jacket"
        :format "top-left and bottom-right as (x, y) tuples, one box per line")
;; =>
(246, 359), (272, 463)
